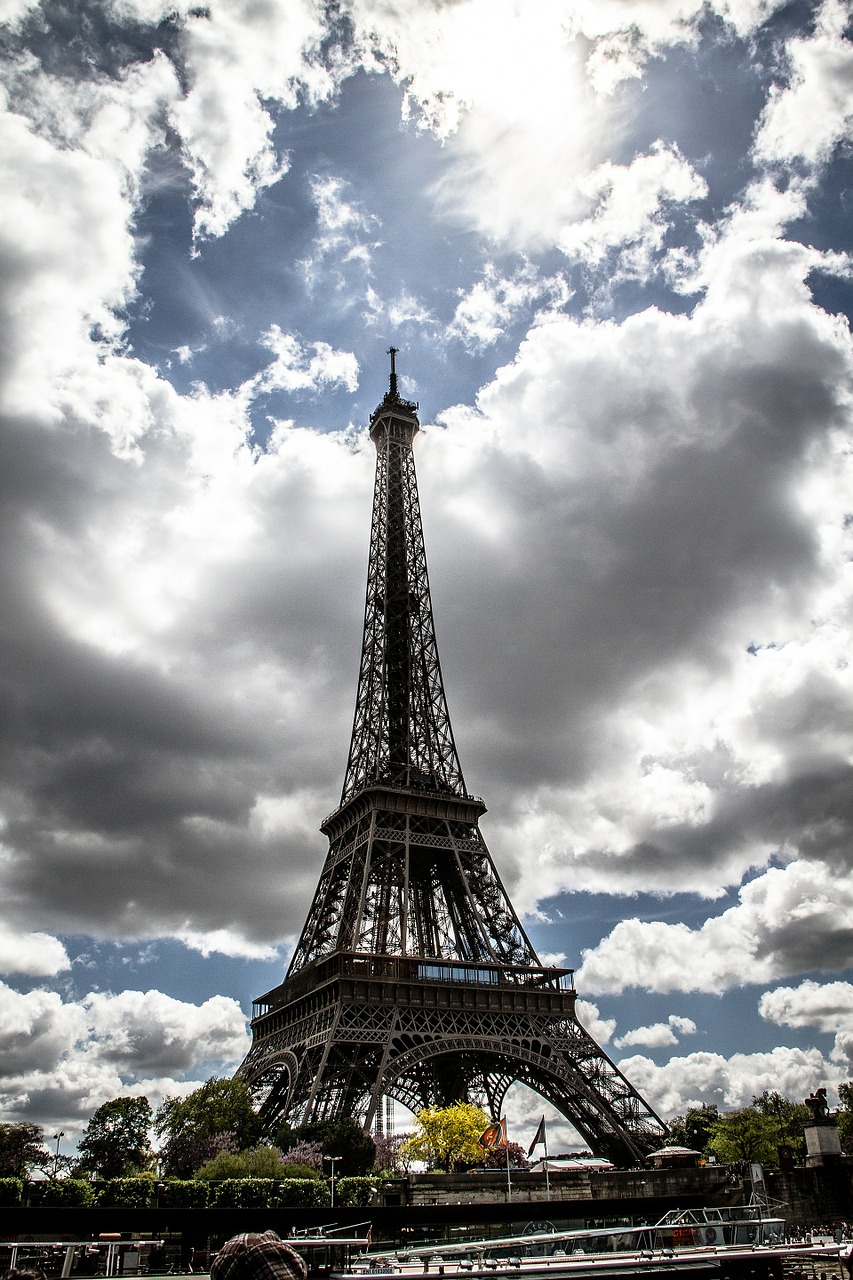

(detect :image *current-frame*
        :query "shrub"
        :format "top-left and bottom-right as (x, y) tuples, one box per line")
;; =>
(159, 1178), (208, 1208)
(280, 1140), (323, 1172)
(0, 1177), (23, 1206)
(196, 1146), (288, 1181)
(210, 1178), (276, 1208)
(276, 1178), (329, 1207)
(39, 1179), (95, 1206)
(96, 1176), (156, 1207)
(336, 1176), (376, 1207)
(277, 1161), (323, 1181)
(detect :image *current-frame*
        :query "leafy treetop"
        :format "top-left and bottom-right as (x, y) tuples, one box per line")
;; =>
(401, 1102), (491, 1172)
(0, 1123), (50, 1178)
(77, 1098), (153, 1179)
(155, 1077), (261, 1177)
(289, 1117), (376, 1177)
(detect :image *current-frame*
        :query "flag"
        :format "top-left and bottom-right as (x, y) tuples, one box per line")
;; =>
(527, 1115), (547, 1157)
(478, 1118), (507, 1149)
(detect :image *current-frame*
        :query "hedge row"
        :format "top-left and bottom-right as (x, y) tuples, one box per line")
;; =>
(0, 1177), (23, 1206)
(8, 1176), (361, 1208)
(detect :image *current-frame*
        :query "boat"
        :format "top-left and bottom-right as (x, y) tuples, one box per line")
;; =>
(331, 1207), (844, 1280)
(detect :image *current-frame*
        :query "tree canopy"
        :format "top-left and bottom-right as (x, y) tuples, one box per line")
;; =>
(667, 1104), (719, 1153)
(293, 1116), (377, 1176)
(0, 1123), (50, 1178)
(155, 1077), (261, 1177)
(836, 1081), (852, 1152)
(401, 1102), (491, 1171)
(194, 1144), (321, 1181)
(77, 1097), (152, 1178)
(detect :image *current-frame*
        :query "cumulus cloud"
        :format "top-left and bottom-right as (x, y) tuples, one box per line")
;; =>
(760, 979), (853, 1070)
(577, 861), (853, 995)
(2, 0), (853, 1126)
(0, 923), (69, 977)
(0, 980), (249, 1132)
(754, 0), (853, 170)
(557, 143), (707, 279)
(575, 998), (617, 1046)
(449, 262), (570, 352)
(614, 1015), (697, 1049)
(429, 179), (853, 917)
(159, 0), (336, 238)
(621, 1045), (831, 1118)
(254, 328), (360, 395)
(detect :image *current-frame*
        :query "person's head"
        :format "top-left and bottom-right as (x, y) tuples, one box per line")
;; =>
(210, 1233), (307, 1280)
(1, 1269), (48, 1280)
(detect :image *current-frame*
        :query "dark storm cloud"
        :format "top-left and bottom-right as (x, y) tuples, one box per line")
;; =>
(0, 406), (368, 950)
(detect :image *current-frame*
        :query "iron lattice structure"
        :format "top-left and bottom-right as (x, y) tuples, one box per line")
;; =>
(238, 353), (667, 1163)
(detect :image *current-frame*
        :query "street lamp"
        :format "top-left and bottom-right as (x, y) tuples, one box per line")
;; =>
(323, 1155), (341, 1207)
(52, 1132), (65, 1178)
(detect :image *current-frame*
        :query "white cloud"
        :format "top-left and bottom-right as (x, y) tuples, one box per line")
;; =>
(450, 262), (570, 352)
(364, 285), (434, 329)
(1, 0), (852, 1124)
(83, 989), (250, 1072)
(0, 0), (39, 22)
(0, 923), (69, 977)
(621, 1045), (831, 1118)
(0, 979), (250, 1133)
(300, 176), (381, 289)
(614, 1014), (697, 1049)
(310, 175), (378, 245)
(420, 175), (853, 928)
(575, 998), (617, 1045)
(0, 59), (175, 427)
(754, 0), (853, 169)
(163, 1), (335, 238)
(343, 0), (787, 247)
(760, 980), (853, 1070)
(253, 328), (360, 395)
(558, 143), (707, 277)
(577, 861), (853, 995)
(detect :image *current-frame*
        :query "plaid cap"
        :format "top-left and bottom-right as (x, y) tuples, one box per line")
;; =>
(210, 1232), (307, 1280)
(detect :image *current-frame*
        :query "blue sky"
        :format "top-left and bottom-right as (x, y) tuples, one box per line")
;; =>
(1, 0), (852, 1154)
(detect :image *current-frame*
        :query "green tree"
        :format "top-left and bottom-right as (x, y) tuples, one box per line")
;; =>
(401, 1102), (491, 1171)
(77, 1097), (153, 1178)
(752, 1090), (809, 1161)
(482, 1140), (527, 1169)
(295, 1117), (376, 1176)
(667, 1104), (719, 1154)
(707, 1107), (781, 1165)
(0, 1123), (49, 1177)
(155, 1077), (261, 1176)
(836, 1082), (852, 1152)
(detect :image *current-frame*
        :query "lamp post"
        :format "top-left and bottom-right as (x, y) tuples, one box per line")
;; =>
(323, 1155), (341, 1207)
(52, 1132), (65, 1178)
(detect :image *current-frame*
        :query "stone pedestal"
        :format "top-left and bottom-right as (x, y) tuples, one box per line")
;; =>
(805, 1117), (843, 1167)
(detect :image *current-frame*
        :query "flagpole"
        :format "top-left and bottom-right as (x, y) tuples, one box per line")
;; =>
(543, 1122), (551, 1202)
(505, 1117), (512, 1203)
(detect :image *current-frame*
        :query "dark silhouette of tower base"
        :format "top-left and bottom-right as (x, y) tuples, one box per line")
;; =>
(238, 354), (667, 1163)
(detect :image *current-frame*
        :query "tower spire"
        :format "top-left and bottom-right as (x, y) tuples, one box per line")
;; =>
(343, 352), (460, 804)
(388, 345), (398, 398)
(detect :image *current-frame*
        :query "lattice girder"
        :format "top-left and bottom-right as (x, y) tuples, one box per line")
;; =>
(288, 798), (538, 977)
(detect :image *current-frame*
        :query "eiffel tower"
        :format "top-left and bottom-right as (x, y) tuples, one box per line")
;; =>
(238, 352), (667, 1163)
